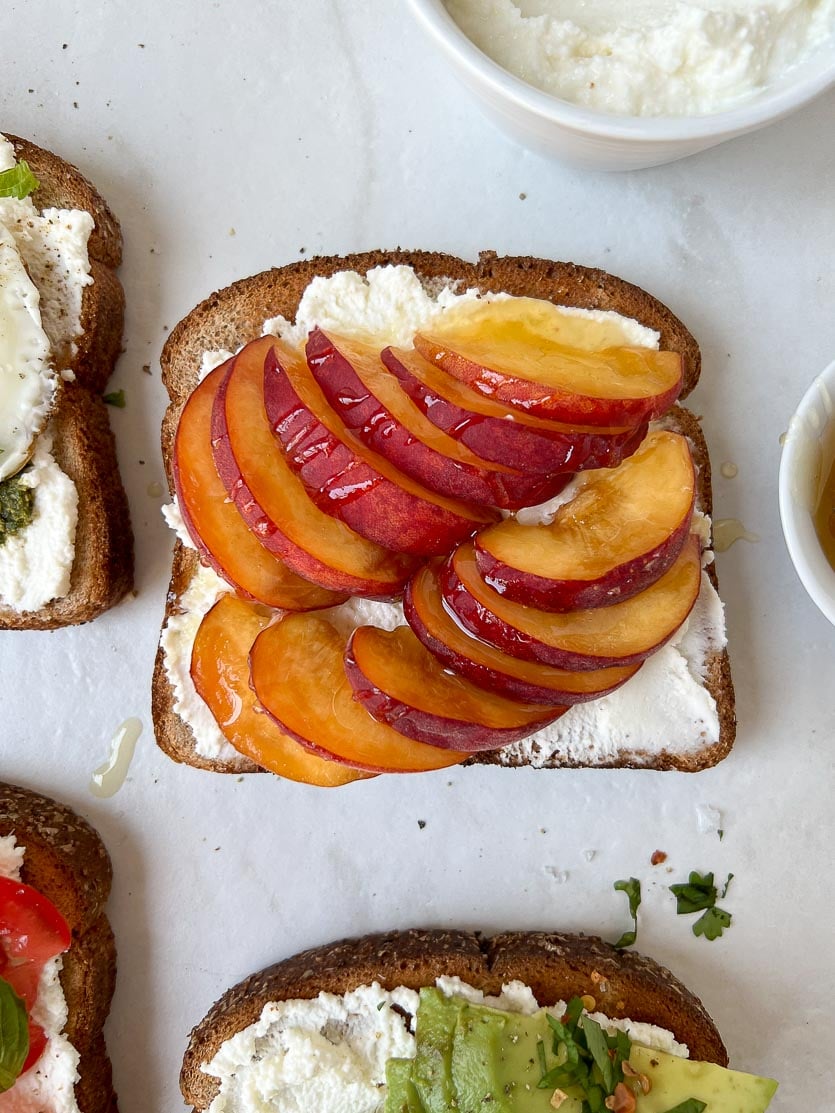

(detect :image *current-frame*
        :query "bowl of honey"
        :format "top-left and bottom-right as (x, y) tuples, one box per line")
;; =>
(779, 358), (835, 626)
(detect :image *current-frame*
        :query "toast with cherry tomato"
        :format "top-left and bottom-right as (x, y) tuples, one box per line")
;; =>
(0, 783), (116, 1112)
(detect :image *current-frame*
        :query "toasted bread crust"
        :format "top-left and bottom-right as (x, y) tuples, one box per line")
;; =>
(156, 250), (731, 773)
(0, 783), (117, 1112)
(0, 135), (133, 629)
(182, 928), (727, 1112)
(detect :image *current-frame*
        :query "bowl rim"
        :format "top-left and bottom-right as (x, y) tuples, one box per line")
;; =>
(408, 0), (835, 142)
(778, 358), (835, 627)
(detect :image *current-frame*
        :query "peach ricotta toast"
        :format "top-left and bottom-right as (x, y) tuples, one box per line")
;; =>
(153, 251), (733, 783)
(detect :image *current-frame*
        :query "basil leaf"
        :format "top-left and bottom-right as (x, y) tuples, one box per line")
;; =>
(669, 871), (717, 914)
(103, 389), (126, 408)
(660, 1101), (708, 1113)
(612, 877), (641, 948)
(692, 906), (732, 940)
(0, 977), (29, 1093)
(581, 1015), (613, 1092)
(0, 160), (39, 200)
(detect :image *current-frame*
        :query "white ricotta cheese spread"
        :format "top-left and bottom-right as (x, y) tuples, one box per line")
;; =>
(202, 977), (687, 1112)
(0, 835), (81, 1113)
(163, 264), (724, 766)
(0, 135), (94, 361)
(444, 0), (835, 116)
(0, 429), (79, 612)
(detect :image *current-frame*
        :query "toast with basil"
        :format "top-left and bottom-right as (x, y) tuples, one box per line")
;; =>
(0, 782), (117, 1112)
(0, 135), (133, 630)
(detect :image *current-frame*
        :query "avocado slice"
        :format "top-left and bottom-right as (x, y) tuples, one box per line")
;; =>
(411, 988), (465, 1113)
(450, 1003), (582, 1112)
(385, 1058), (426, 1113)
(629, 1045), (778, 1112)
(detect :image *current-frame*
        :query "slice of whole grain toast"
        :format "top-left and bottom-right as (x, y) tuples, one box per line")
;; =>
(154, 250), (734, 775)
(0, 782), (117, 1113)
(0, 135), (133, 629)
(181, 927), (728, 1112)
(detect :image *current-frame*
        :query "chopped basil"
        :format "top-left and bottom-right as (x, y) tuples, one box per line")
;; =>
(0, 977), (29, 1093)
(0, 160), (39, 200)
(612, 877), (641, 949)
(693, 906), (732, 940)
(537, 996), (632, 1112)
(660, 1101), (707, 1113)
(669, 870), (734, 941)
(103, 389), (126, 408)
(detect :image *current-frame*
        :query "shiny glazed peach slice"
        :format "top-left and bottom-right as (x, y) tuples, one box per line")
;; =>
(306, 329), (570, 510)
(403, 563), (641, 705)
(382, 345), (648, 475)
(475, 430), (696, 611)
(414, 299), (683, 426)
(211, 337), (419, 599)
(171, 361), (345, 610)
(249, 613), (469, 773)
(443, 538), (703, 670)
(263, 340), (496, 556)
(344, 624), (564, 751)
(190, 594), (368, 787)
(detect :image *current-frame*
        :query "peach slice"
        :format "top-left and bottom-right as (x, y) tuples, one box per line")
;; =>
(211, 337), (419, 599)
(172, 361), (346, 610)
(403, 563), (641, 705)
(413, 299), (683, 426)
(249, 613), (469, 774)
(190, 594), (369, 787)
(262, 340), (496, 556)
(344, 624), (564, 751)
(443, 538), (703, 670)
(475, 430), (696, 611)
(383, 345), (648, 475)
(306, 329), (571, 510)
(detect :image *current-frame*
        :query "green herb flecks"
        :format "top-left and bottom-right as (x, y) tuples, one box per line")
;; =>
(0, 160), (39, 200)
(0, 472), (34, 547)
(669, 870), (733, 941)
(660, 1101), (708, 1113)
(612, 877), (641, 949)
(0, 977), (29, 1092)
(103, 389), (126, 408)
(537, 997), (633, 1113)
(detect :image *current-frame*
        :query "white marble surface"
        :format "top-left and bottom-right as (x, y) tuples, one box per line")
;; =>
(0, 2), (833, 1110)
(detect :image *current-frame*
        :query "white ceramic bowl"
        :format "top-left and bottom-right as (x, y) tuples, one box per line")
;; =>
(779, 359), (835, 626)
(408, 0), (835, 170)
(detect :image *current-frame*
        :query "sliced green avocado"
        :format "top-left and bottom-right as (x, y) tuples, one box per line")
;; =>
(411, 988), (465, 1113)
(385, 1057), (426, 1113)
(450, 1003), (581, 1113)
(629, 1045), (778, 1112)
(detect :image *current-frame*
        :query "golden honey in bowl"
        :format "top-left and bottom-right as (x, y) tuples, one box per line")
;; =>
(814, 453), (835, 568)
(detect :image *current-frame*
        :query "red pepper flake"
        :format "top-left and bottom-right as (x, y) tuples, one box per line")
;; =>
(650, 850), (668, 865)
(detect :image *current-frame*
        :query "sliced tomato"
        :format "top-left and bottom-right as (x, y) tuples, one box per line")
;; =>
(0, 877), (71, 963)
(0, 877), (71, 1078)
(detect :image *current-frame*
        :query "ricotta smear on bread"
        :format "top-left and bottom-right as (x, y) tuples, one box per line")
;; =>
(0, 834), (81, 1113)
(0, 134), (92, 612)
(161, 265), (726, 767)
(201, 977), (687, 1113)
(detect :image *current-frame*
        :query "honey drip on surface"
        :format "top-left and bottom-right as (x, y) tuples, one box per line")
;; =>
(814, 455), (835, 569)
(713, 518), (759, 552)
(89, 718), (142, 798)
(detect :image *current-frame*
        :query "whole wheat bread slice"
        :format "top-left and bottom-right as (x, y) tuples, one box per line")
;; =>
(182, 927), (728, 1112)
(0, 135), (133, 629)
(154, 250), (734, 775)
(0, 782), (117, 1113)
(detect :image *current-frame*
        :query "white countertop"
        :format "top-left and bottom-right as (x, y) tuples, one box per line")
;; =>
(1, 2), (834, 1110)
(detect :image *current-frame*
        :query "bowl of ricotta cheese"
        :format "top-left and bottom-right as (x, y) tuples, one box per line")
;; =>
(408, 0), (835, 169)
